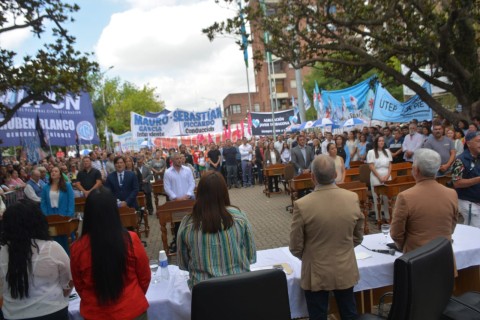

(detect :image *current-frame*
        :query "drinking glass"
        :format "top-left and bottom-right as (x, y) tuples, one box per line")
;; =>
(149, 260), (159, 284)
(381, 224), (390, 245)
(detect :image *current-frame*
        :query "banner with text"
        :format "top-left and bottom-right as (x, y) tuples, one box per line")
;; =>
(0, 90), (99, 147)
(131, 107), (223, 140)
(372, 82), (433, 122)
(250, 109), (296, 136)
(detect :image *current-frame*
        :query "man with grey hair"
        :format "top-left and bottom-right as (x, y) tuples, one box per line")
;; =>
(290, 155), (364, 320)
(391, 148), (458, 253)
(24, 168), (45, 203)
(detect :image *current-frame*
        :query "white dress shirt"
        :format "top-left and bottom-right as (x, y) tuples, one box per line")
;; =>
(238, 143), (253, 161)
(402, 133), (424, 162)
(163, 166), (195, 200)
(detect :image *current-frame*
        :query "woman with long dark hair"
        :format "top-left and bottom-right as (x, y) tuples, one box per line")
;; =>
(70, 188), (150, 320)
(177, 171), (256, 289)
(0, 200), (72, 320)
(367, 136), (392, 222)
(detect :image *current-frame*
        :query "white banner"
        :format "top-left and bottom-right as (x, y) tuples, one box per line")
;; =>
(130, 107), (223, 140)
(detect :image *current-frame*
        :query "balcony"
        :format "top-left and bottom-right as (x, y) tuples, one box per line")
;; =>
(269, 73), (287, 79)
(272, 92), (289, 99)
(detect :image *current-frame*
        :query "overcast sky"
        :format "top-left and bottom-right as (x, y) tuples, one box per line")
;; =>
(1, 0), (255, 111)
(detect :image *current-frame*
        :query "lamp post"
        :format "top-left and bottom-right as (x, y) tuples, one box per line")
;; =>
(101, 65), (114, 152)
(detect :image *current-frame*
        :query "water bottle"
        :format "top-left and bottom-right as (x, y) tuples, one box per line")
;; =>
(159, 250), (170, 280)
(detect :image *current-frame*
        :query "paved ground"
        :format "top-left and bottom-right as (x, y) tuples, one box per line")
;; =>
(142, 184), (380, 261)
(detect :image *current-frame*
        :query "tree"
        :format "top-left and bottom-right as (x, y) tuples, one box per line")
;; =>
(204, 0), (480, 122)
(102, 79), (165, 134)
(0, 1), (98, 127)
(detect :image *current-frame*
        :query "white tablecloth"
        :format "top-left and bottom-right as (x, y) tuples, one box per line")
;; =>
(68, 224), (480, 320)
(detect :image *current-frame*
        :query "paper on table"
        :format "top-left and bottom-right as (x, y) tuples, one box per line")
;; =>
(251, 263), (293, 275)
(356, 252), (372, 260)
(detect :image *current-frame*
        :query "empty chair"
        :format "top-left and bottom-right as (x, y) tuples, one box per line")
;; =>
(358, 237), (455, 320)
(191, 269), (291, 320)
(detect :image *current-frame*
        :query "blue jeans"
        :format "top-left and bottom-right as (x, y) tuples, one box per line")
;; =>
(241, 160), (252, 186)
(304, 287), (357, 320)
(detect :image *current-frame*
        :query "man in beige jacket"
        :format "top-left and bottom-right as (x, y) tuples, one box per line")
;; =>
(290, 155), (364, 320)
(391, 148), (458, 253)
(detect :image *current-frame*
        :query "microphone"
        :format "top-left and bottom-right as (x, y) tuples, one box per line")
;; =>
(371, 248), (396, 255)
(361, 245), (396, 256)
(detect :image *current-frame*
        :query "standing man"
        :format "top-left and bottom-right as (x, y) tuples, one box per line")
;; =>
(207, 143), (222, 172)
(291, 135), (314, 175)
(290, 155), (364, 320)
(136, 156), (154, 215)
(402, 122), (424, 162)
(222, 139), (239, 189)
(389, 128), (405, 163)
(164, 152), (195, 253)
(75, 157), (103, 198)
(105, 156), (139, 208)
(452, 131), (480, 227)
(391, 149), (458, 252)
(179, 144), (194, 166)
(321, 132), (333, 155)
(274, 135), (284, 154)
(422, 121), (456, 175)
(24, 169), (45, 203)
(238, 137), (254, 187)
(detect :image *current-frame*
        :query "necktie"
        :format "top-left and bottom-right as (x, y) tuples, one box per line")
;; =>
(120, 172), (124, 186)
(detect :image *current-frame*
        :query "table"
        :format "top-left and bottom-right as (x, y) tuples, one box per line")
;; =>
(263, 164), (285, 197)
(68, 224), (480, 320)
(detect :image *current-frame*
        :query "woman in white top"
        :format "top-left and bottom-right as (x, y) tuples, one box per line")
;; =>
(327, 143), (345, 183)
(0, 200), (72, 320)
(367, 136), (392, 222)
(280, 142), (291, 163)
(346, 131), (359, 161)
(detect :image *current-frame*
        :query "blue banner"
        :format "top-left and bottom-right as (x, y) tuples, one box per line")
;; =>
(372, 82), (433, 122)
(320, 77), (376, 123)
(0, 90), (99, 147)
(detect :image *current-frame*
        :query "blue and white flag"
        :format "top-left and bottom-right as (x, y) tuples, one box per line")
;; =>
(320, 77), (375, 122)
(313, 81), (324, 119)
(303, 88), (311, 111)
(372, 82), (433, 122)
(291, 96), (299, 115)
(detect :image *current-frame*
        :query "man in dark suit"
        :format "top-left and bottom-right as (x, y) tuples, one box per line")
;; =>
(291, 135), (314, 175)
(105, 156), (139, 208)
(136, 155), (154, 214)
(179, 144), (194, 166)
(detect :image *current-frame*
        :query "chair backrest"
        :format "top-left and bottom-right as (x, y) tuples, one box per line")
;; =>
(191, 269), (291, 320)
(118, 206), (139, 234)
(389, 237), (454, 320)
(156, 199), (195, 255)
(283, 163), (295, 181)
(358, 164), (371, 186)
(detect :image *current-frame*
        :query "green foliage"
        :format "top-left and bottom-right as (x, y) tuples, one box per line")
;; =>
(92, 79), (166, 134)
(204, 0), (480, 121)
(0, 1), (98, 126)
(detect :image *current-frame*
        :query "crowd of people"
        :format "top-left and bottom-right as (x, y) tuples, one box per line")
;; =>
(0, 114), (478, 319)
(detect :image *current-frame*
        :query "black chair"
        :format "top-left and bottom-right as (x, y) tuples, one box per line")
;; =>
(191, 269), (291, 320)
(359, 237), (455, 320)
(443, 291), (480, 319)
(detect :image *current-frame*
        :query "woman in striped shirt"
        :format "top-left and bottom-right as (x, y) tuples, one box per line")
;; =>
(177, 171), (257, 289)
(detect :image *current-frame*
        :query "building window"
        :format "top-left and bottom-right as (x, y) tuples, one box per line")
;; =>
(225, 108), (229, 116)
(231, 104), (242, 114)
(290, 80), (297, 89)
(254, 103), (260, 112)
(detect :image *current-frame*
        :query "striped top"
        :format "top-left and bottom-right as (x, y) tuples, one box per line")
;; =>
(177, 207), (257, 289)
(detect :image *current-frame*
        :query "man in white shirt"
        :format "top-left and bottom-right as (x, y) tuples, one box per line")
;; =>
(402, 123), (424, 162)
(238, 137), (254, 187)
(274, 135), (284, 154)
(164, 152), (195, 253)
(321, 132), (333, 155)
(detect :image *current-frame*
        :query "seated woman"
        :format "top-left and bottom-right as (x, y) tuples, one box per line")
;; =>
(70, 188), (150, 320)
(177, 171), (256, 289)
(0, 200), (72, 320)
